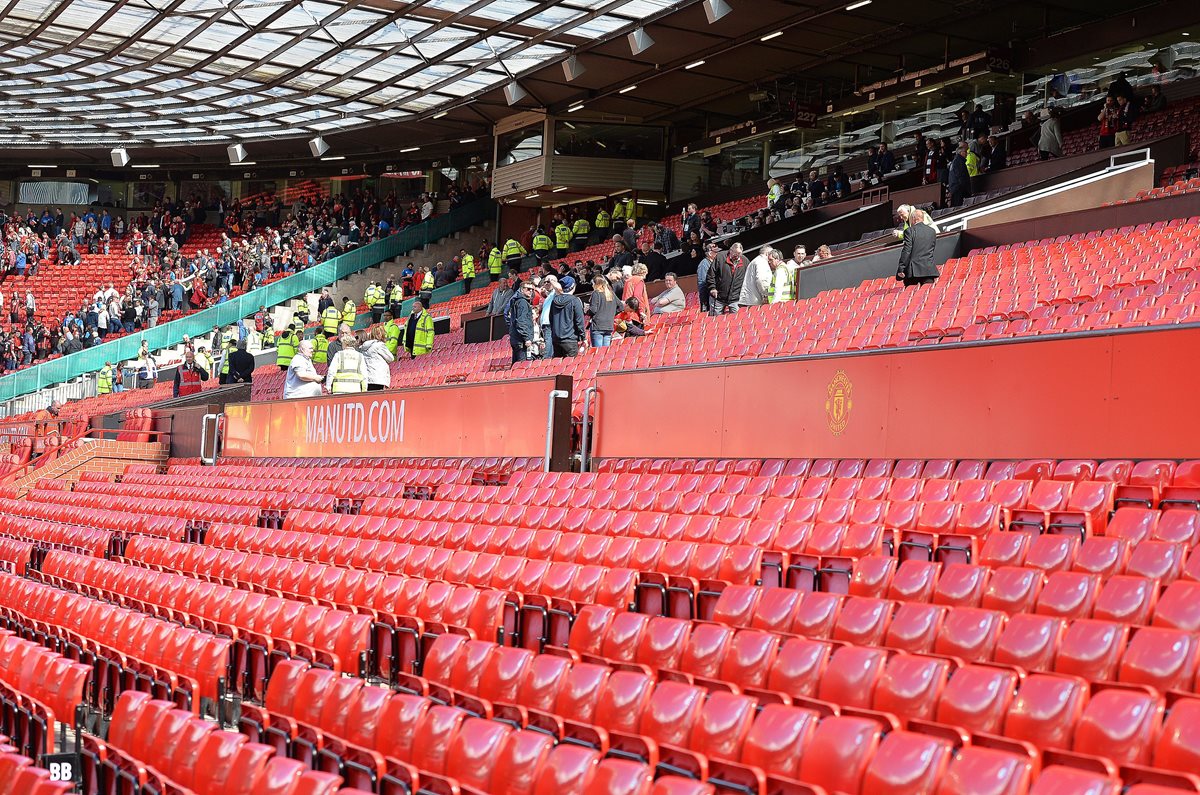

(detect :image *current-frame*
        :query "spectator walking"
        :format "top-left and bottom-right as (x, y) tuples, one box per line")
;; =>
(1038, 108), (1063, 160)
(897, 210), (940, 287)
(706, 242), (747, 315)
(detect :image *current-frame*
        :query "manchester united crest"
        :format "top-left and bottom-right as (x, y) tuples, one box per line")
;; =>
(825, 370), (853, 435)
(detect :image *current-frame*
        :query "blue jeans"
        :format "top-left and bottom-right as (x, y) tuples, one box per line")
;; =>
(590, 330), (612, 348)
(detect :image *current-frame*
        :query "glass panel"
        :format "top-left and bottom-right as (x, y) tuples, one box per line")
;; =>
(497, 122), (544, 166)
(554, 121), (664, 160)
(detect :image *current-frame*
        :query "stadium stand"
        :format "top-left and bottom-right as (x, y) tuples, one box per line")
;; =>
(3, 0), (1200, 793)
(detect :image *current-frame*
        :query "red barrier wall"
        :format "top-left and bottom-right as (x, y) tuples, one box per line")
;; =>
(591, 326), (1199, 460)
(223, 375), (572, 461)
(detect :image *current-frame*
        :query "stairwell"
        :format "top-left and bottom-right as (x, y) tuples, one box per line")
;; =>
(10, 440), (168, 496)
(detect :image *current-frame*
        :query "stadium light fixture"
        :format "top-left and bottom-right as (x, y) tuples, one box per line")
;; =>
(308, 136), (330, 157)
(845, 0), (871, 9)
(563, 55), (586, 81)
(619, 84), (638, 94)
(110, 148), (130, 167)
(628, 28), (655, 55)
(227, 143), (248, 164)
(761, 31), (783, 41)
(401, 146), (420, 153)
(685, 60), (706, 70)
(703, 0), (731, 24)
(459, 138), (477, 144)
(503, 81), (528, 105)
(320, 155), (345, 161)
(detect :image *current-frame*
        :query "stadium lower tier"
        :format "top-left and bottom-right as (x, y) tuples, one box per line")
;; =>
(233, 217), (1200, 409)
(0, 455), (1195, 795)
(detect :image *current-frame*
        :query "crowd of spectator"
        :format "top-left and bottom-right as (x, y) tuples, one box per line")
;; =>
(0, 181), (492, 377)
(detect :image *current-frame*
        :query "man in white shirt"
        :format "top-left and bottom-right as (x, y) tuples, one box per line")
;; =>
(283, 339), (324, 399)
(420, 195), (434, 221)
(737, 249), (772, 308)
(788, 244), (809, 269)
(651, 273), (687, 314)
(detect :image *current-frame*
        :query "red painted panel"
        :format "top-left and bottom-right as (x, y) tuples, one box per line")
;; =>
(592, 327), (1200, 460)
(223, 376), (565, 459)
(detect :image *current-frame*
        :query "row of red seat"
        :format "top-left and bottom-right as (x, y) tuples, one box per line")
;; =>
(0, 630), (89, 758)
(39, 552), (368, 701)
(0, 514), (110, 556)
(194, 522), (641, 622)
(114, 540), (510, 671)
(588, 455), (1187, 482)
(968, 526), (1200, 583)
(0, 538), (31, 575)
(0, 573), (221, 706)
(85, 690), (351, 795)
(572, 596), (1200, 698)
(238, 659), (705, 795)
(74, 479), (338, 514)
(0, 752), (73, 795)
(138, 464), (474, 493)
(702, 582), (1200, 693)
(25, 488), (261, 526)
(423, 630), (1200, 794)
(0, 498), (185, 540)
(835, 556), (1200, 629)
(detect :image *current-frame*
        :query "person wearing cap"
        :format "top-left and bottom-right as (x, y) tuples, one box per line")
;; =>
(548, 275), (586, 358)
(340, 295), (357, 327)
(531, 227), (553, 265)
(388, 277), (404, 318)
(365, 281), (386, 324)
(487, 245), (504, 282)
(321, 299), (341, 338)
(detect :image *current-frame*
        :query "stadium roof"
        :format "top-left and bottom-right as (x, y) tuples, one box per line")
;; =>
(0, 0), (688, 148)
(0, 0), (1189, 164)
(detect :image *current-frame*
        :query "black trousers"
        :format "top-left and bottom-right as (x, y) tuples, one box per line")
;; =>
(903, 276), (937, 287)
(553, 339), (579, 358)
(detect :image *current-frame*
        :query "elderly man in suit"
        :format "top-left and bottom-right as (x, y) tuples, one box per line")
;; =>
(897, 209), (940, 287)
